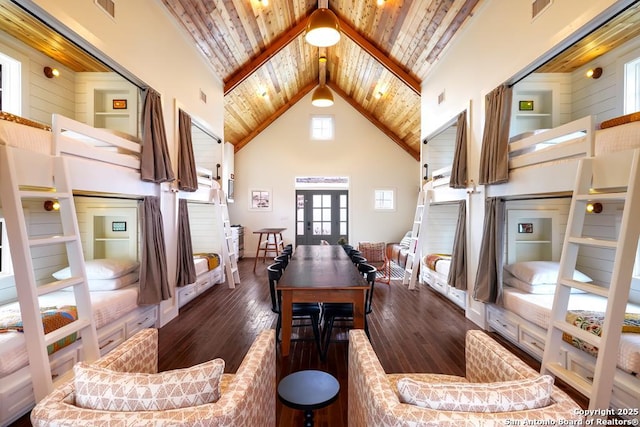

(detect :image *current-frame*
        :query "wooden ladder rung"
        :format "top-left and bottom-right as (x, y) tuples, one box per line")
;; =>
(37, 277), (85, 296)
(29, 235), (78, 247)
(44, 318), (92, 347)
(544, 362), (593, 397)
(558, 279), (610, 297)
(551, 319), (601, 348)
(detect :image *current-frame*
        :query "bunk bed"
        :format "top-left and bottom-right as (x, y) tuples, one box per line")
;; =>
(0, 112), (160, 425)
(483, 114), (640, 415)
(419, 110), (468, 307)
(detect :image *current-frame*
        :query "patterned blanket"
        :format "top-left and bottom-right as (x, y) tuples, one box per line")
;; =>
(194, 253), (220, 270)
(425, 253), (451, 271)
(0, 305), (78, 355)
(563, 310), (640, 359)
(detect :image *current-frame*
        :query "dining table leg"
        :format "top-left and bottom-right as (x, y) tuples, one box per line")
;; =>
(280, 290), (293, 356)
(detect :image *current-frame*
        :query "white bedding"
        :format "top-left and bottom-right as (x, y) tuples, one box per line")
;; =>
(0, 119), (51, 154)
(594, 120), (640, 155)
(194, 257), (210, 276)
(0, 285), (139, 377)
(433, 258), (451, 277)
(502, 286), (640, 374)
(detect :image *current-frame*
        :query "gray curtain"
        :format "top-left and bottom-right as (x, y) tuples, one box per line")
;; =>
(177, 109), (198, 192)
(449, 110), (468, 189)
(138, 196), (172, 305)
(473, 197), (505, 304)
(448, 200), (467, 290)
(176, 199), (197, 287)
(478, 84), (512, 185)
(141, 88), (175, 183)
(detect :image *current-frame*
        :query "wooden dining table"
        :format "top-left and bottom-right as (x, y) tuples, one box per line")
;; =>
(277, 245), (369, 357)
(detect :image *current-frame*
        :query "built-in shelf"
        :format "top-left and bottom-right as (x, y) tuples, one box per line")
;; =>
(507, 210), (559, 263)
(94, 237), (131, 242)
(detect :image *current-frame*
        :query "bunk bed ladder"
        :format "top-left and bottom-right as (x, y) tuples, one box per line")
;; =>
(541, 148), (640, 414)
(213, 189), (240, 288)
(403, 190), (430, 290)
(0, 147), (100, 402)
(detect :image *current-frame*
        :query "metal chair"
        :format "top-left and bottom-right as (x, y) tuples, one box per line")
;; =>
(267, 263), (322, 356)
(320, 263), (377, 359)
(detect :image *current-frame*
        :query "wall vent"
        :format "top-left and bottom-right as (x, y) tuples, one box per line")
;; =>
(437, 90), (445, 105)
(532, 0), (552, 20)
(200, 90), (207, 104)
(95, 0), (115, 18)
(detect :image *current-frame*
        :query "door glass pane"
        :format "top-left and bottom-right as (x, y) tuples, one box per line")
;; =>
(322, 195), (331, 206)
(322, 208), (331, 221)
(340, 194), (347, 207)
(323, 223), (331, 235)
(297, 194), (305, 208)
(340, 223), (347, 234)
(340, 209), (346, 221)
(297, 208), (304, 221)
(313, 209), (322, 221)
(297, 223), (304, 235)
(313, 195), (322, 206)
(313, 222), (322, 235)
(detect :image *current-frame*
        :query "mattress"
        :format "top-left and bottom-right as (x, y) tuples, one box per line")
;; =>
(0, 285), (139, 377)
(0, 118), (52, 154)
(502, 286), (640, 373)
(594, 120), (640, 156)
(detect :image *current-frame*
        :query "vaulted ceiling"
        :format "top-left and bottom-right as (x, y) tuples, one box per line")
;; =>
(160, 0), (484, 159)
(2, 0), (640, 160)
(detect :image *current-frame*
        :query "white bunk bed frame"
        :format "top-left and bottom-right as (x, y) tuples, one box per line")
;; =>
(486, 115), (595, 198)
(0, 114), (160, 425)
(483, 115), (640, 416)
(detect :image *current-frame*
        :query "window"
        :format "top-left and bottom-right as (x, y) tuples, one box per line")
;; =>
(0, 52), (22, 115)
(374, 189), (395, 211)
(0, 217), (12, 277)
(310, 115), (334, 140)
(624, 56), (640, 114)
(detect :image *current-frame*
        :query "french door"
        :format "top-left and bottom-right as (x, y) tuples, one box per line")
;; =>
(295, 190), (348, 246)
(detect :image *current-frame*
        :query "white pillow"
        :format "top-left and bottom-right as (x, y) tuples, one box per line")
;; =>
(397, 375), (554, 412)
(503, 261), (591, 285)
(61, 271), (139, 291)
(53, 259), (139, 280)
(74, 358), (225, 411)
(503, 273), (585, 294)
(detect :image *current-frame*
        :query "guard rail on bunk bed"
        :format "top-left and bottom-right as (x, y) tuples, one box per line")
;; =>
(486, 115), (595, 198)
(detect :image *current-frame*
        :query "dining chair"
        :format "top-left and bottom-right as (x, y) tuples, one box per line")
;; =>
(266, 263), (322, 355)
(320, 263), (377, 359)
(274, 254), (289, 270)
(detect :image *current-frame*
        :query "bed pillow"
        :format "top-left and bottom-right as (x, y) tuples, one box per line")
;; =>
(503, 273), (585, 294)
(74, 358), (225, 411)
(397, 375), (554, 412)
(53, 259), (139, 281)
(59, 271), (139, 291)
(503, 261), (591, 285)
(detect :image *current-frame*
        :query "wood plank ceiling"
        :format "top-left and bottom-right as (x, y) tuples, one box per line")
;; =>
(2, 1), (640, 159)
(161, 0), (484, 159)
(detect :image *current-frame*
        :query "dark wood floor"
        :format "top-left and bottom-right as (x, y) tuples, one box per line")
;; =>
(10, 257), (587, 426)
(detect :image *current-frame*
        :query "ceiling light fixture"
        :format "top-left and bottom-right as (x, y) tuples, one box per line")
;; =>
(305, 1), (340, 47)
(377, 0), (387, 5)
(43, 66), (60, 78)
(312, 51), (334, 107)
(259, 0), (268, 6)
(586, 67), (603, 79)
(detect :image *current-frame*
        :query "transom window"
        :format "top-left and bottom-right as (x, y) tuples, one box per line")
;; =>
(624, 56), (640, 114)
(310, 115), (334, 141)
(0, 217), (12, 277)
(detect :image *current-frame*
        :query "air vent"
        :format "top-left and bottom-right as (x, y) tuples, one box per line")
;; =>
(532, 0), (552, 20)
(95, 0), (115, 18)
(200, 90), (207, 104)
(437, 90), (445, 105)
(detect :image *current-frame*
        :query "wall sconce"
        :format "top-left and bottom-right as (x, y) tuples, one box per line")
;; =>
(586, 202), (603, 214)
(43, 66), (60, 79)
(586, 67), (602, 79)
(44, 200), (60, 211)
(423, 163), (429, 180)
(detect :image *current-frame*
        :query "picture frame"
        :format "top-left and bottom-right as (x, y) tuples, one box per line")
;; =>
(113, 99), (127, 110)
(249, 189), (272, 211)
(518, 100), (534, 111)
(518, 223), (533, 233)
(111, 221), (127, 232)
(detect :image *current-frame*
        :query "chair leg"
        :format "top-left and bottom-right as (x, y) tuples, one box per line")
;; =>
(276, 314), (282, 343)
(321, 316), (335, 360)
(311, 314), (322, 358)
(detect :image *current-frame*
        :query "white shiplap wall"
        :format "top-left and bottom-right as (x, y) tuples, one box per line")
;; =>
(187, 202), (223, 254)
(423, 202), (460, 255)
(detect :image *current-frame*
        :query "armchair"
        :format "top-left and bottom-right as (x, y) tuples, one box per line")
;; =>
(31, 328), (276, 426)
(348, 329), (582, 426)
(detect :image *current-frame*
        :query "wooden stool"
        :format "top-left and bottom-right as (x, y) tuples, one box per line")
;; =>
(278, 370), (339, 427)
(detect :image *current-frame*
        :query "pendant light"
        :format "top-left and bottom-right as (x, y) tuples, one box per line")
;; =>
(311, 54), (334, 107)
(305, 0), (340, 47)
